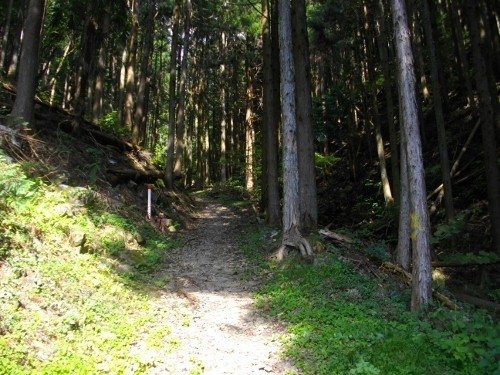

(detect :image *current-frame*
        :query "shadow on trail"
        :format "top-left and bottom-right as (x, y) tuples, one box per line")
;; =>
(148, 196), (295, 374)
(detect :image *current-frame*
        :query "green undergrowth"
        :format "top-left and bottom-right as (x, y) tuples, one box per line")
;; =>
(0, 149), (182, 373)
(240, 226), (500, 375)
(202, 182), (256, 209)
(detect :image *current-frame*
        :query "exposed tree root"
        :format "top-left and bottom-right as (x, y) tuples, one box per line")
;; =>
(274, 226), (314, 263)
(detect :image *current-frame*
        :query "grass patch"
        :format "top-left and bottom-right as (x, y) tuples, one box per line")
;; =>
(0, 149), (181, 373)
(240, 225), (500, 375)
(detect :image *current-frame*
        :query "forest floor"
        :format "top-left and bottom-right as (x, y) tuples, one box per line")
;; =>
(2, 87), (498, 373)
(150, 195), (297, 374)
(0, 87), (296, 373)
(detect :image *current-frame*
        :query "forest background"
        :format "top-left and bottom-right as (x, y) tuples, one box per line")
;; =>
(2, 0), (500, 307)
(1, 0), (499, 342)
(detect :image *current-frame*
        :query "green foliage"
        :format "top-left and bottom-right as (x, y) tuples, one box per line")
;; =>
(188, 358), (205, 375)
(364, 242), (391, 262)
(244, 228), (499, 374)
(439, 251), (500, 266)
(84, 147), (103, 185)
(487, 289), (500, 303)
(431, 212), (466, 245)
(349, 359), (381, 375)
(152, 140), (166, 169)
(314, 152), (340, 175)
(0, 150), (39, 207)
(312, 83), (357, 144)
(101, 111), (130, 137)
(414, 308), (500, 374)
(0, 153), (181, 373)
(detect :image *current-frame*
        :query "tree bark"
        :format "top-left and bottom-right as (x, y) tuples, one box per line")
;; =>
(174, 0), (192, 181)
(9, 0), (45, 128)
(376, 0), (400, 201)
(92, 9), (110, 124)
(0, 0), (14, 75)
(364, 2), (394, 205)
(244, 38), (255, 192)
(397, 108), (411, 271)
(445, 0), (475, 109)
(292, 0), (318, 231)
(124, 0), (138, 131)
(421, 0), (455, 223)
(466, 0), (500, 255)
(220, 30), (227, 184)
(261, 0), (280, 226)
(165, 0), (180, 188)
(391, 0), (432, 311)
(279, 0), (298, 234)
(277, 0), (313, 261)
(133, 0), (155, 146)
(6, 2), (25, 81)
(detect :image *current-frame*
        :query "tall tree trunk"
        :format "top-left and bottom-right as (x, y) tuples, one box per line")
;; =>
(364, 1), (394, 204)
(220, 30), (227, 184)
(117, 46), (128, 126)
(271, 0), (281, 147)
(421, 0), (454, 223)
(195, 99), (204, 190)
(261, 0), (280, 226)
(92, 9), (110, 124)
(124, 0), (139, 131)
(185, 107), (194, 188)
(204, 111), (210, 187)
(244, 45), (255, 192)
(150, 39), (165, 151)
(391, 0), (432, 311)
(6, 3), (25, 81)
(292, 0), (318, 231)
(49, 42), (72, 106)
(445, 0), (475, 109)
(9, 0), (45, 128)
(62, 70), (70, 109)
(229, 55), (241, 180)
(276, 0), (313, 261)
(376, 0), (400, 201)
(133, 0), (155, 146)
(373, 88), (394, 204)
(406, 0), (427, 145)
(477, 0), (500, 141)
(165, 0), (180, 188)
(397, 103), (411, 270)
(72, 10), (97, 130)
(174, 0), (192, 181)
(0, 0), (14, 75)
(466, 0), (500, 255)
(124, 0), (138, 131)
(280, 0), (299, 245)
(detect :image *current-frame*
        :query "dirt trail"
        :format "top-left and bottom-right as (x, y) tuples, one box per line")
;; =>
(154, 197), (296, 374)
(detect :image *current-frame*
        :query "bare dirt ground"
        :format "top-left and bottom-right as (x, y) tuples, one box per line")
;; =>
(153, 196), (297, 374)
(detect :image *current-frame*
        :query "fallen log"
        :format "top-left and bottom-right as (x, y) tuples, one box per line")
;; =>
(106, 167), (163, 184)
(432, 259), (500, 268)
(85, 128), (136, 152)
(449, 290), (500, 313)
(380, 261), (459, 310)
(318, 229), (354, 249)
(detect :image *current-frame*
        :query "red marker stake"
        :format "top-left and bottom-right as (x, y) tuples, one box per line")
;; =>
(147, 184), (152, 219)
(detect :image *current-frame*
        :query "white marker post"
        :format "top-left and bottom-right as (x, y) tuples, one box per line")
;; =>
(147, 184), (152, 219)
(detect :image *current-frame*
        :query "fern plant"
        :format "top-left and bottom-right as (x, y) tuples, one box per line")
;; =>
(0, 149), (38, 208)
